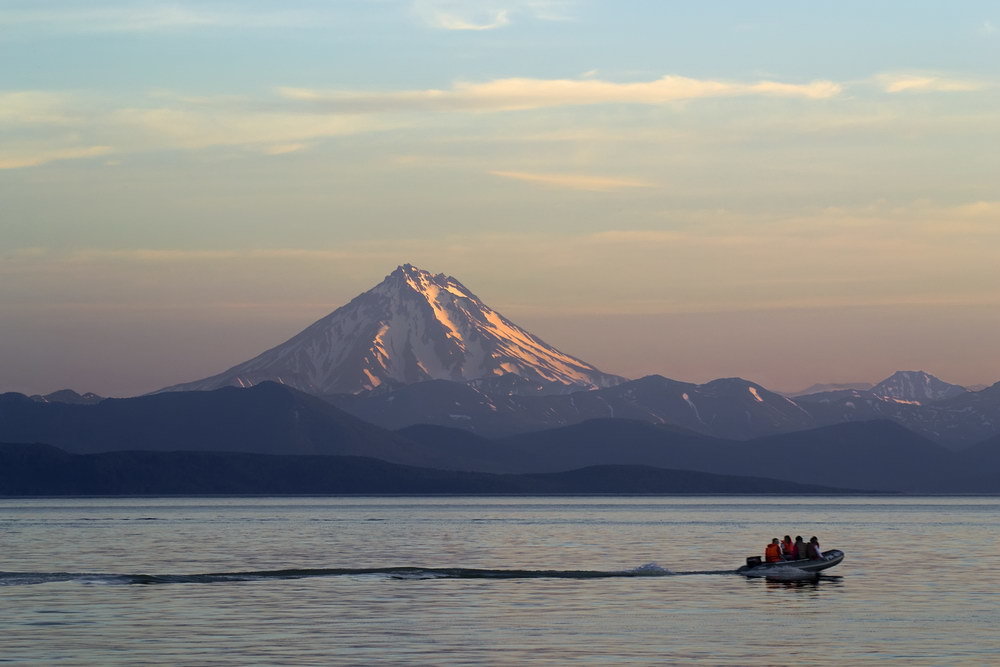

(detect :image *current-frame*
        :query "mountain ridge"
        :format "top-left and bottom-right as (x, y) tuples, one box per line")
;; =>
(330, 370), (999, 448)
(330, 373), (816, 440)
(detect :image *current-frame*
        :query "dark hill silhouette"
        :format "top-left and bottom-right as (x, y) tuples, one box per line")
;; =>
(500, 418), (964, 492)
(0, 383), (447, 468)
(939, 434), (1000, 492)
(961, 433), (1000, 467)
(394, 423), (519, 472)
(0, 442), (859, 496)
(497, 419), (726, 474)
(721, 420), (955, 492)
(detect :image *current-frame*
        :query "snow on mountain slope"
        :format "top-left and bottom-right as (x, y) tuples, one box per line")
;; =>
(158, 264), (623, 396)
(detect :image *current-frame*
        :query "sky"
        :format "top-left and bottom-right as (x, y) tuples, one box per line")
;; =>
(2, 0), (999, 396)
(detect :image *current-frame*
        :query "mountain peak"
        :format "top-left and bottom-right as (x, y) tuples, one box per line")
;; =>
(871, 370), (967, 404)
(159, 265), (624, 396)
(29, 389), (104, 405)
(380, 264), (475, 302)
(386, 263), (434, 284)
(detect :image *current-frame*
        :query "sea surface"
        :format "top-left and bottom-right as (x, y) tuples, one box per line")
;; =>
(1, 496), (998, 665)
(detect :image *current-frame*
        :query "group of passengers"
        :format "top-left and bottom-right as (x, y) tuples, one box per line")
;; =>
(764, 535), (822, 562)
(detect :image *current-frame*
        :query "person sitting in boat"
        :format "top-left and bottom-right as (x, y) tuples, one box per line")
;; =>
(764, 538), (783, 563)
(806, 536), (822, 560)
(781, 535), (794, 559)
(792, 535), (806, 559)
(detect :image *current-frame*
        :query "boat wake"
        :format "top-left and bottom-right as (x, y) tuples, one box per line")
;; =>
(0, 564), (738, 586)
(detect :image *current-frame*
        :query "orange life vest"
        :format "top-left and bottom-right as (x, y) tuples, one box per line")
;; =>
(764, 543), (782, 562)
(781, 538), (794, 555)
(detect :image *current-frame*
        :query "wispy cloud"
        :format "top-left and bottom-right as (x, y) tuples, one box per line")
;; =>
(0, 145), (111, 170)
(413, 0), (571, 30)
(279, 74), (842, 113)
(877, 73), (989, 93)
(0, 4), (328, 33)
(0, 90), (395, 168)
(585, 200), (1000, 250)
(490, 170), (653, 191)
(259, 143), (309, 156)
(0, 92), (78, 125)
(425, 8), (510, 31)
(112, 107), (388, 150)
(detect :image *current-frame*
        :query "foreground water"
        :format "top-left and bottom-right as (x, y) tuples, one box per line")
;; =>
(1, 496), (998, 665)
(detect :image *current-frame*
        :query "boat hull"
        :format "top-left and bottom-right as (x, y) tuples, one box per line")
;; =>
(737, 549), (845, 575)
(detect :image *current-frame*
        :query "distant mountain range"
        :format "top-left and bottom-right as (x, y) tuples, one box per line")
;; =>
(29, 370), (999, 449)
(794, 375), (1000, 448)
(6, 264), (999, 495)
(327, 370), (998, 449)
(3, 381), (999, 493)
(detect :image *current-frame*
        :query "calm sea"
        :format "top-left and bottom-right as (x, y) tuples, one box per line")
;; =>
(1, 496), (998, 665)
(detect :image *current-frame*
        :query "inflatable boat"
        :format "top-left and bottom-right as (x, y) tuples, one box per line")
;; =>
(737, 549), (845, 575)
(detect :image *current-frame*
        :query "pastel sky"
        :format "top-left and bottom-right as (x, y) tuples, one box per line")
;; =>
(2, 0), (999, 396)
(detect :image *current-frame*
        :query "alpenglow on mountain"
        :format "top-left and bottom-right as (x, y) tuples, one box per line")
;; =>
(159, 264), (624, 396)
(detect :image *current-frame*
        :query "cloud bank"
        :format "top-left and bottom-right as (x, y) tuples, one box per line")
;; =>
(877, 73), (989, 93)
(280, 75), (843, 113)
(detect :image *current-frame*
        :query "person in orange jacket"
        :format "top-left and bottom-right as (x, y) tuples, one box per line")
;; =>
(781, 535), (794, 559)
(764, 538), (783, 563)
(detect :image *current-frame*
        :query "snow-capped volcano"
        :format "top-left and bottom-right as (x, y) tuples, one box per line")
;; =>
(159, 264), (624, 396)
